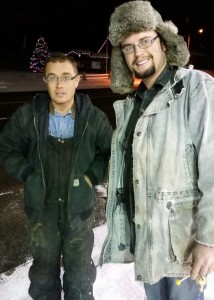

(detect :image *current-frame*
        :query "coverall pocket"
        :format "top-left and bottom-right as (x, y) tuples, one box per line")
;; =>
(71, 174), (95, 218)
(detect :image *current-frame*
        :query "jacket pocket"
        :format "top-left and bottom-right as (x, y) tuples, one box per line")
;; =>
(24, 171), (44, 223)
(168, 200), (198, 263)
(184, 144), (198, 184)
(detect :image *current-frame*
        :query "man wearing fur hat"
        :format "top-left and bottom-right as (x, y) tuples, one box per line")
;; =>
(100, 1), (214, 299)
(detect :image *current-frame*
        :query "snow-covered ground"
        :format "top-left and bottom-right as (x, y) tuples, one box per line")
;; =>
(0, 224), (214, 300)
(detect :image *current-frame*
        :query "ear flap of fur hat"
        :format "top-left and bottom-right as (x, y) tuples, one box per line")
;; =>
(108, 0), (190, 94)
(156, 21), (190, 67)
(110, 47), (134, 94)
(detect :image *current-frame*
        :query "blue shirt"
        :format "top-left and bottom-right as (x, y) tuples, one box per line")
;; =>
(48, 109), (75, 138)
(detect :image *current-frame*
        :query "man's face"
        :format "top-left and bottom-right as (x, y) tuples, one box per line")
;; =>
(44, 61), (80, 111)
(121, 30), (167, 88)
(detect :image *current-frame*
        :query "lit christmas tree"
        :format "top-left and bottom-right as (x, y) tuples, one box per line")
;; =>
(30, 37), (49, 73)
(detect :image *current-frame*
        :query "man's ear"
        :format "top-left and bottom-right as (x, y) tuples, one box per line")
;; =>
(75, 75), (81, 88)
(160, 40), (167, 52)
(43, 76), (47, 84)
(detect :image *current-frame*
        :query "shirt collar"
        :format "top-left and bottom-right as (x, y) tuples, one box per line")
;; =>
(132, 64), (176, 98)
(49, 102), (74, 118)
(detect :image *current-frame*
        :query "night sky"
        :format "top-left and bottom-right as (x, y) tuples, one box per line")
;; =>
(0, 0), (214, 67)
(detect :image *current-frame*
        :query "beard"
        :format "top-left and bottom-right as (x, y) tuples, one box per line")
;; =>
(134, 64), (156, 79)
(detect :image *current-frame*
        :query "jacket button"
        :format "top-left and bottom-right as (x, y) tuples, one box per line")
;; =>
(137, 132), (141, 136)
(135, 179), (139, 184)
(137, 275), (142, 281)
(137, 224), (141, 229)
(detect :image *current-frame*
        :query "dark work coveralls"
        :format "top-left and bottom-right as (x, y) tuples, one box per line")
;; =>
(0, 92), (113, 300)
(28, 135), (96, 300)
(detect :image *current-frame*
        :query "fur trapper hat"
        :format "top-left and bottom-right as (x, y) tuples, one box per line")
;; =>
(109, 0), (190, 94)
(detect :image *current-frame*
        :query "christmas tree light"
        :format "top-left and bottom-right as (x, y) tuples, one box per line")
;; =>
(30, 37), (49, 73)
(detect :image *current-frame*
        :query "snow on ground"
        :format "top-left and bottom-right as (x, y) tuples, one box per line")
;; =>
(0, 224), (214, 299)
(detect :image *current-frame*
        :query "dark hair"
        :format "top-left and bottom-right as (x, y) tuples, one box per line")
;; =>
(45, 52), (78, 74)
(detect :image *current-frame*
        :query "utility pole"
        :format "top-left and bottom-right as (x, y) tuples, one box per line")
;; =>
(186, 16), (191, 51)
(97, 37), (109, 74)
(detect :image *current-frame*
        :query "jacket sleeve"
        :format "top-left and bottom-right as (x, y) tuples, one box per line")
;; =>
(0, 108), (34, 182)
(187, 72), (214, 246)
(85, 107), (113, 185)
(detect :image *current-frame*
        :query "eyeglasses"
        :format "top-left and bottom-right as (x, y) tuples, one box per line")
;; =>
(44, 74), (78, 84)
(121, 35), (159, 54)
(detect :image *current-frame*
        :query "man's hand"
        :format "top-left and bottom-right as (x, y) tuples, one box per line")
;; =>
(190, 243), (214, 280)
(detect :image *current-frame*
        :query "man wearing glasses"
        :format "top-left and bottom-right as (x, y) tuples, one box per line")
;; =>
(0, 52), (113, 299)
(100, 1), (214, 299)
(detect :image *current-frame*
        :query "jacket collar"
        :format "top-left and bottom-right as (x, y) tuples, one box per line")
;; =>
(32, 92), (93, 121)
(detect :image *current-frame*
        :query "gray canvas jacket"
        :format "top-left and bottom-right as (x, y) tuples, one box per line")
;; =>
(100, 67), (214, 283)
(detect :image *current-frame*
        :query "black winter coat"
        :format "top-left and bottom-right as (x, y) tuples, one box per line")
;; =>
(0, 92), (113, 225)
